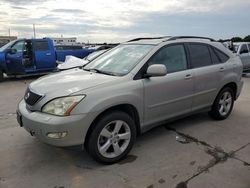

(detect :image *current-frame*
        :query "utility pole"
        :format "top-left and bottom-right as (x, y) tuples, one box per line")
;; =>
(33, 24), (36, 38)
(8, 28), (10, 37)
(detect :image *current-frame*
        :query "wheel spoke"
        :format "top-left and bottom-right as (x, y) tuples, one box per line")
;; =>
(113, 143), (122, 155)
(118, 132), (131, 140)
(223, 93), (228, 100)
(225, 98), (232, 104)
(99, 140), (112, 155)
(113, 121), (123, 133)
(219, 105), (224, 114)
(219, 99), (224, 105)
(100, 128), (112, 138)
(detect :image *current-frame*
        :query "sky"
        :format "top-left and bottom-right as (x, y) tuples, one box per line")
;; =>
(0, 0), (250, 43)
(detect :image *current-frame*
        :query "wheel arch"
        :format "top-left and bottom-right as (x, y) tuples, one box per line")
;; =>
(84, 103), (141, 148)
(220, 82), (237, 100)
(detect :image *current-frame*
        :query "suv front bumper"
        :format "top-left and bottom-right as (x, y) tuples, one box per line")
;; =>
(17, 99), (95, 147)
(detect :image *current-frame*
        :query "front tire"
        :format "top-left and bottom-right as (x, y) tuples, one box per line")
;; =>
(209, 87), (234, 120)
(87, 111), (136, 164)
(0, 69), (4, 82)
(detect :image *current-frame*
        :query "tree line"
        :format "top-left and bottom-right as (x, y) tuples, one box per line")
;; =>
(219, 35), (250, 43)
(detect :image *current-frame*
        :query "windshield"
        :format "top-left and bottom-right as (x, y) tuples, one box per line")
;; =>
(0, 40), (16, 52)
(84, 44), (153, 76)
(85, 50), (107, 61)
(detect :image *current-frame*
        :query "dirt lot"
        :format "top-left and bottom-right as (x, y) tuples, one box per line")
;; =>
(0, 75), (250, 188)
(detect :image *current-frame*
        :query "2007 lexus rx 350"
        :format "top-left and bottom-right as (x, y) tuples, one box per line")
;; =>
(17, 36), (243, 164)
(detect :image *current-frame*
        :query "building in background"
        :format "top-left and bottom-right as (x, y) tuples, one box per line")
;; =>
(51, 37), (79, 46)
(0, 36), (17, 47)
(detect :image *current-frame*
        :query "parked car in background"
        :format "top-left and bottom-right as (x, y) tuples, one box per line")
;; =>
(233, 42), (250, 72)
(17, 36), (243, 164)
(58, 49), (108, 71)
(0, 38), (94, 81)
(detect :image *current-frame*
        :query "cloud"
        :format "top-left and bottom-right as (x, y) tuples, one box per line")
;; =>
(0, 0), (250, 42)
(52, 9), (85, 14)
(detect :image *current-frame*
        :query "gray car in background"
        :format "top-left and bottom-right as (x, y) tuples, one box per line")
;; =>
(17, 36), (243, 164)
(233, 42), (250, 71)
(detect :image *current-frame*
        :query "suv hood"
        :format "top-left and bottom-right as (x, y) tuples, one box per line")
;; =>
(29, 69), (118, 96)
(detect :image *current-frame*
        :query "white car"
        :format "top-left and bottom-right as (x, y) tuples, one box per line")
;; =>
(233, 42), (250, 71)
(58, 50), (108, 70)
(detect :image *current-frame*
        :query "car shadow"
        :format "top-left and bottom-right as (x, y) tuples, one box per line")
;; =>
(44, 112), (211, 168)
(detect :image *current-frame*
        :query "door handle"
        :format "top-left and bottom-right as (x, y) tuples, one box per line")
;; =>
(46, 53), (51, 56)
(185, 74), (192, 80)
(219, 67), (225, 72)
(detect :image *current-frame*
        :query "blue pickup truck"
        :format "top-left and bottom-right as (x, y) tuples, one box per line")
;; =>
(0, 38), (94, 81)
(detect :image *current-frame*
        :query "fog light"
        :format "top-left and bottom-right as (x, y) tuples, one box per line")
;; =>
(47, 132), (67, 139)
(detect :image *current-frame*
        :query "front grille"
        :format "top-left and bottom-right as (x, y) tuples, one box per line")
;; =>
(24, 88), (43, 106)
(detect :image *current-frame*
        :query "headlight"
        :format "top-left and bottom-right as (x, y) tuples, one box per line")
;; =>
(42, 95), (85, 116)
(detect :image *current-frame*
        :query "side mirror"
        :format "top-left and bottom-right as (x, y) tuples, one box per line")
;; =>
(145, 64), (167, 78)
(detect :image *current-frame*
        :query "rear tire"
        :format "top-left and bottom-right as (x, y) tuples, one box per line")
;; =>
(209, 87), (234, 120)
(0, 69), (4, 82)
(87, 111), (136, 164)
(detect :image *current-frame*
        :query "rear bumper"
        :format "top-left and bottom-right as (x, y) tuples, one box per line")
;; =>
(17, 99), (96, 147)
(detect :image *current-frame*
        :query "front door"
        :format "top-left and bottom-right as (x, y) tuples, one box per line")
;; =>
(5, 40), (25, 74)
(143, 44), (194, 126)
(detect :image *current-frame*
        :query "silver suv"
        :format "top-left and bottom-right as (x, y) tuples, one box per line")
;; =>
(17, 36), (243, 164)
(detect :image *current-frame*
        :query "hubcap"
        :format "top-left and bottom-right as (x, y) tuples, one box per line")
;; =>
(97, 120), (131, 158)
(219, 91), (232, 116)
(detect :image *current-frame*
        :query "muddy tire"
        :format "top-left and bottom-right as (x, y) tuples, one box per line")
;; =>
(0, 69), (4, 82)
(87, 111), (136, 164)
(209, 87), (234, 120)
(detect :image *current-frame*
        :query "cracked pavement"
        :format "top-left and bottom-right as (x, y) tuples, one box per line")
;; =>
(0, 75), (250, 188)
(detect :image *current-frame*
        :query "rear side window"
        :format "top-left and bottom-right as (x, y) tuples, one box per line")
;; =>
(248, 44), (250, 51)
(148, 44), (187, 73)
(188, 44), (212, 68)
(240, 44), (249, 54)
(209, 47), (221, 64)
(34, 41), (49, 51)
(214, 48), (229, 63)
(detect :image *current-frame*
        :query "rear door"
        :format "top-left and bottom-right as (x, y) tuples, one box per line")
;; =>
(33, 40), (56, 70)
(187, 43), (227, 111)
(143, 43), (194, 126)
(5, 40), (25, 74)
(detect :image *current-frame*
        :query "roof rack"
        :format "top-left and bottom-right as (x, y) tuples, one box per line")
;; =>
(127, 36), (170, 42)
(166, 36), (216, 42)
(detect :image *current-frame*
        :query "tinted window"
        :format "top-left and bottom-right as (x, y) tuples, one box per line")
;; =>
(34, 41), (49, 51)
(240, 44), (249, 53)
(214, 48), (229, 63)
(188, 44), (212, 68)
(148, 44), (187, 73)
(209, 47), (221, 64)
(248, 44), (250, 51)
(11, 41), (24, 52)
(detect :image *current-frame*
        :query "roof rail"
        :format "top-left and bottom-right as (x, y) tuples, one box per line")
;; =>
(166, 36), (216, 42)
(128, 36), (170, 42)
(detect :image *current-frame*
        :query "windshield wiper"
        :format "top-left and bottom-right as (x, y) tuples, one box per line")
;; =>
(83, 68), (117, 76)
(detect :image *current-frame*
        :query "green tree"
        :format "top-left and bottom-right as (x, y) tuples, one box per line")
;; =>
(231, 37), (243, 42)
(244, 35), (250, 42)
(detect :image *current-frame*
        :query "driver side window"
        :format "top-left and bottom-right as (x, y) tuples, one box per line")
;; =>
(11, 41), (24, 53)
(148, 44), (188, 73)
